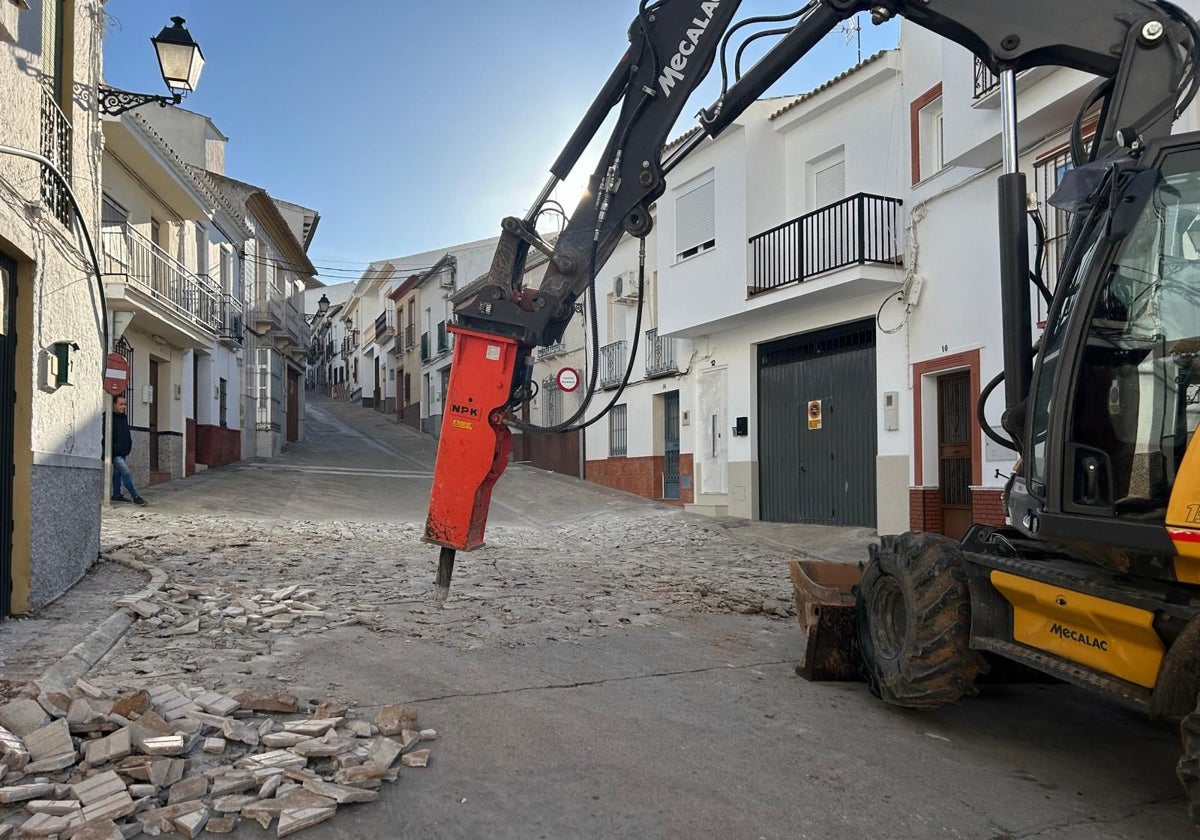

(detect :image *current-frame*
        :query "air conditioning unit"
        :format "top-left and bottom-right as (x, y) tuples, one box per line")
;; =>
(613, 270), (639, 301)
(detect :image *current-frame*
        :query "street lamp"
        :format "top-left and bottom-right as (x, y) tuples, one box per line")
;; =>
(305, 294), (331, 324)
(98, 17), (205, 117)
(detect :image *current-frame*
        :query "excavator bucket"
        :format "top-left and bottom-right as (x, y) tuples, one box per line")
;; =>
(789, 560), (864, 681)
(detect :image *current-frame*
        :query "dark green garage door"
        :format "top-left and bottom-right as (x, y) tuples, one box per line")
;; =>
(758, 321), (877, 526)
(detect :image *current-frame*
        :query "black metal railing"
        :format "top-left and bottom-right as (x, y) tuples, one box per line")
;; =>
(644, 329), (677, 378)
(218, 293), (243, 343)
(436, 321), (448, 353)
(748, 193), (903, 296)
(375, 309), (394, 338)
(973, 56), (998, 99)
(421, 332), (430, 362)
(599, 340), (627, 389)
(405, 323), (415, 349)
(40, 88), (73, 226)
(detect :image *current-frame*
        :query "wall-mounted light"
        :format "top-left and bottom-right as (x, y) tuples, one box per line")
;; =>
(98, 17), (205, 116)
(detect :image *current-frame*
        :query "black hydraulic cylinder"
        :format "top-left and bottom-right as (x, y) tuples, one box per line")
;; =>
(550, 53), (631, 182)
(998, 172), (1033, 411)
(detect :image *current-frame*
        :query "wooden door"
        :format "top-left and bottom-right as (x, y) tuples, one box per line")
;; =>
(287, 370), (300, 442)
(148, 360), (160, 471)
(938, 371), (973, 539)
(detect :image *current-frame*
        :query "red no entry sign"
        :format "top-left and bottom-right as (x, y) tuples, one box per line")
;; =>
(104, 352), (130, 396)
(556, 367), (580, 392)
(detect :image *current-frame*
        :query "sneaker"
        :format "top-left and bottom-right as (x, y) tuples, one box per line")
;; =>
(133, 497), (148, 507)
(111, 495), (130, 503)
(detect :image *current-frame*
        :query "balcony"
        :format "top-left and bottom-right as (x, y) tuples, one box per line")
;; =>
(101, 223), (220, 347)
(644, 329), (678, 378)
(283, 305), (311, 358)
(973, 56), (998, 99)
(375, 310), (395, 342)
(436, 321), (448, 354)
(404, 324), (416, 351)
(748, 193), (903, 297)
(40, 88), (73, 226)
(362, 319), (377, 346)
(217, 293), (243, 346)
(420, 332), (430, 362)
(599, 340), (627, 390)
(251, 284), (284, 332)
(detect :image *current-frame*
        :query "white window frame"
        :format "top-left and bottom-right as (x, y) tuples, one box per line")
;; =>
(674, 171), (716, 262)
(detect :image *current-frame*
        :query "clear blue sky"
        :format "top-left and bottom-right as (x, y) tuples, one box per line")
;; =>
(102, 1), (897, 283)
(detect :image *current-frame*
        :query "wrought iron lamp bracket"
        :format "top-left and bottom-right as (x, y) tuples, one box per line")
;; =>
(96, 85), (183, 117)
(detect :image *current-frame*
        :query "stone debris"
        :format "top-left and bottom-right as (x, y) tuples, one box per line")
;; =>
(277, 804), (335, 837)
(0, 679), (435, 840)
(374, 704), (418, 736)
(0, 726), (29, 771)
(401, 749), (430, 768)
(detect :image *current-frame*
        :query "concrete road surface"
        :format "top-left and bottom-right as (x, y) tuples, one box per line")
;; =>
(25, 395), (1194, 838)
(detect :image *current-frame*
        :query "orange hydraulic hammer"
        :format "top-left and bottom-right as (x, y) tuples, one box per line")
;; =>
(423, 326), (523, 601)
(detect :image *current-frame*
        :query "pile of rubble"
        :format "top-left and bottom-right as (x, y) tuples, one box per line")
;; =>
(116, 583), (351, 639)
(0, 679), (435, 838)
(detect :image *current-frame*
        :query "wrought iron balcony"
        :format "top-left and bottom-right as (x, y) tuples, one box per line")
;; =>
(748, 193), (903, 296)
(974, 56), (999, 99)
(404, 324), (415, 351)
(100, 223), (219, 333)
(436, 321), (448, 354)
(644, 329), (678, 378)
(284, 305), (311, 351)
(218, 294), (243, 344)
(599, 340), (627, 390)
(40, 88), (73, 226)
(420, 332), (430, 362)
(375, 309), (395, 341)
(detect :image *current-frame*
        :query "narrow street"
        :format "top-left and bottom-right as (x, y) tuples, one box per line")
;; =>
(1, 395), (1190, 839)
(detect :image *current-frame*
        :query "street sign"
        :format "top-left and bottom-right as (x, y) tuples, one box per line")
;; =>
(103, 352), (130, 396)
(808, 399), (823, 431)
(556, 366), (580, 392)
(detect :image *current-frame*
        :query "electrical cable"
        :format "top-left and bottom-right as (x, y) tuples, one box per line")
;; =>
(0, 144), (108, 358)
(1028, 209), (1053, 306)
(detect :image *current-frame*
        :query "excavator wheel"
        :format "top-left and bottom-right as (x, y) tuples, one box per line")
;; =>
(856, 532), (984, 710)
(1177, 704), (1200, 825)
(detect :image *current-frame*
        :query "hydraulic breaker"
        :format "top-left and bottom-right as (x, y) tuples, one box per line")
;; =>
(423, 327), (522, 600)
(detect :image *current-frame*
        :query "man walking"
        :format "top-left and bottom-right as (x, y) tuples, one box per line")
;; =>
(111, 395), (147, 506)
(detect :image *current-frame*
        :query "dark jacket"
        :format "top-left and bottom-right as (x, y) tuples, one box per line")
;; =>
(112, 412), (132, 458)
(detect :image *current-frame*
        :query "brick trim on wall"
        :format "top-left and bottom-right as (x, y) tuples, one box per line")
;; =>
(910, 82), (943, 185)
(586, 454), (694, 506)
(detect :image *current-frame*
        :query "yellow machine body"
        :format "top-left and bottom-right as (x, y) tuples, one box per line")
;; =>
(990, 571), (1165, 688)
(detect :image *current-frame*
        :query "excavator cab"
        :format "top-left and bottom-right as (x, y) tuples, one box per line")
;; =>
(1010, 137), (1200, 581)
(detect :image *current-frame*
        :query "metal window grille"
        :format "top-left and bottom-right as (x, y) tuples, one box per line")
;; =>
(1034, 145), (1076, 324)
(219, 378), (228, 427)
(609, 404), (628, 457)
(40, 88), (73, 226)
(541, 377), (562, 426)
(113, 337), (134, 404)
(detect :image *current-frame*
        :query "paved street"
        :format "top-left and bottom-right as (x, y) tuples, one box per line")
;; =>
(1, 394), (1192, 839)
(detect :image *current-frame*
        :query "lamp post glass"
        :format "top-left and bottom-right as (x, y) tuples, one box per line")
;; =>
(152, 17), (204, 93)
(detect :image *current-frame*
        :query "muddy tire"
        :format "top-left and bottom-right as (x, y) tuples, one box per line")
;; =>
(1178, 702), (1200, 825)
(856, 532), (984, 709)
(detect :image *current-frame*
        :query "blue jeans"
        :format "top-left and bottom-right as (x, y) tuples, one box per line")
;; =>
(112, 456), (139, 500)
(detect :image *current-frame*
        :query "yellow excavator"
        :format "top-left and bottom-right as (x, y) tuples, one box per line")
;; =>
(419, 0), (1200, 822)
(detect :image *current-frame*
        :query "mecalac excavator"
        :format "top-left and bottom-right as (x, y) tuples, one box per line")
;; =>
(421, 0), (1200, 821)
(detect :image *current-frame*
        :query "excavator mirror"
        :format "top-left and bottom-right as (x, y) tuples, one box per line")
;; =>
(1106, 167), (1161, 241)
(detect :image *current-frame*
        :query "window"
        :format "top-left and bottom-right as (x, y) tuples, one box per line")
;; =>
(404, 373), (411, 404)
(218, 378), (228, 427)
(609, 404), (628, 457)
(675, 173), (715, 261)
(1034, 144), (1078, 323)
(812, 154), (846, 210)
(542, 377), (561, 426)
(910, 84), (944, 184)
